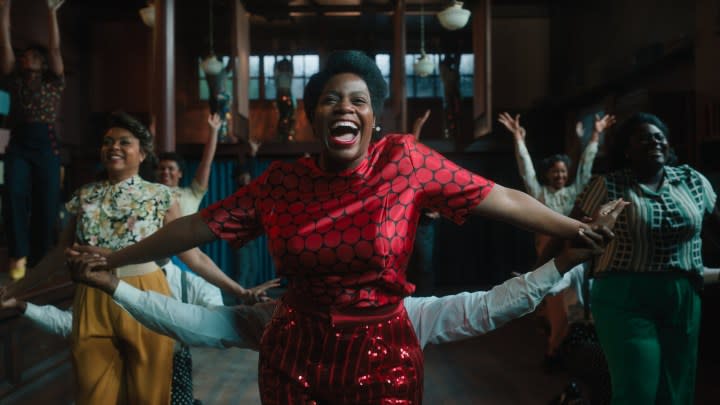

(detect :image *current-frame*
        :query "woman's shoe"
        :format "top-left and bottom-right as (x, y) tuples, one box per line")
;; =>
(8, 257), (27, 281)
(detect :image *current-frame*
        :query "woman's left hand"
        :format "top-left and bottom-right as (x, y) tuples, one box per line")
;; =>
(66, 244), (113, 259)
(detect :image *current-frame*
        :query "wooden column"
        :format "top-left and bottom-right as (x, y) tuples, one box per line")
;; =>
(391, 0), (407, 133)
(472, 0), (492, 137)
(232, 0), (250, 142)
(154, 0), (175, 153)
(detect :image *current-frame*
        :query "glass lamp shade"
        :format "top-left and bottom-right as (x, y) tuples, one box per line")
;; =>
(413, 53), (434, 77)
(437, 1), (471, 31)
(201, 55), (224, 75)
(139, 5), (155, 28)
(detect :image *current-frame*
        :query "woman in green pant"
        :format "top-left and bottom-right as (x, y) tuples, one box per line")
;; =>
(574, 113), (720, 404)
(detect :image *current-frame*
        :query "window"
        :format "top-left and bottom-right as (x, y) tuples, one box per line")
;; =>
(262, 55), (319, 100)
(374, 53), (475, 99)
(198, 54), (319, 101)
(198, 56), (233, 101)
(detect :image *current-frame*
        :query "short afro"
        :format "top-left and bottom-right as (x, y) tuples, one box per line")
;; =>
(303, 50), (387, 124)
(609, 112), (674, 170)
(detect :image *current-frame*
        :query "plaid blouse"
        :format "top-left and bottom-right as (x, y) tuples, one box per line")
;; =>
(575, 165), (717, 276)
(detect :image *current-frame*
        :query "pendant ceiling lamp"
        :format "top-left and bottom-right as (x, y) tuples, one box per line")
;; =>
(413, 1), (434, 77)
(200, 0), (224, 75)
(437, 0), (471, 31)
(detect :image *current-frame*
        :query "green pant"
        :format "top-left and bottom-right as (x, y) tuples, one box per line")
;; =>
(591, 272), (701, 405)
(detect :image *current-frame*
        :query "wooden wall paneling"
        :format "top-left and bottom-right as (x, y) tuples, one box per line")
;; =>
(154, 0), (176, 153)
(473, 0), (492, 138)
(233, 0), (250, 142)
(391, 0), (407, 134)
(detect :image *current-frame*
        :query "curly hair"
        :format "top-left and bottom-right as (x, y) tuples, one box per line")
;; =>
(538, 154), (572, 185)
(104, 112), (158, 181)
(608, 112), (676, 170)
(303, 50), (387, 124)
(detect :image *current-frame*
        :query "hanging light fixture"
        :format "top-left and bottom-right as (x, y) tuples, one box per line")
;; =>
(200, 0), (224, 75)
(139, 2), (155, 28)
(437, 0), (471, 31)
(413, 1), (434, 77)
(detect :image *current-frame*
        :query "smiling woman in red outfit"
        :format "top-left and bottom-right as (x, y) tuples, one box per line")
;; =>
(71, 51), (616, 404)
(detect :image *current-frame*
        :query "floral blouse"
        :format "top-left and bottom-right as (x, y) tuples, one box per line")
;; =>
(66, 175), (174, 250)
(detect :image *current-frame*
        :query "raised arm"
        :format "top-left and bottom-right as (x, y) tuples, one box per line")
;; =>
(0, 0), (14, 75)
(412, 109), (431, 139)
(571, 114), (615, 192)
(193, 114), (221, 190)
(47, 0), (64, 76)
(498, 112), (542, 198)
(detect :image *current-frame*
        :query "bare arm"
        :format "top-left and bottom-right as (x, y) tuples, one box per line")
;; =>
(177, 247), (247, 297)
(46, 0), (64, 76)
(472, 184), (589, 239)
(193, 114), (221, 190)
(2, 217), (76, 299)
(0, 0), (14, 75)
(106, 211), (216, 269)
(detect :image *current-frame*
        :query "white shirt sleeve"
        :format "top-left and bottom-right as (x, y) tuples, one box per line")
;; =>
(404, 259), (562, 349)
(184, 270), (224, 306)
(23, 303), (73, 338)
(568, 140), (598, 196)
(514, 140), (543, 199)
(112, 281), (245, 349)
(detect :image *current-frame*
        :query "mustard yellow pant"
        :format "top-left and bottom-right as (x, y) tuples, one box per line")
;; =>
(71, 269), (174, 405)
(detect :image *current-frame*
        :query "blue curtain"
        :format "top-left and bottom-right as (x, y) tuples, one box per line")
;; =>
(182, 158), (276, 289)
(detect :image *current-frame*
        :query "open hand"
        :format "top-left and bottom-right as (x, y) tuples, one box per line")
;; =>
(498, 112), (526, 142)
(238, 278), (281, 304)
(48, 0), (65, 12)
(208, 113), (222, 132)
(591, 113), (617, 142)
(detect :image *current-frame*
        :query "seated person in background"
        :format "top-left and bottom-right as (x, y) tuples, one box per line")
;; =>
(65, 200), (628, 353)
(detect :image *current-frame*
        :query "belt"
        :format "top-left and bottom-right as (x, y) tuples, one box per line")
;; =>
(281, 289), (404, 328)
(114, 262), (160, 278)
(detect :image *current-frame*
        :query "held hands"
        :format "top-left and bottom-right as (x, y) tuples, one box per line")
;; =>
(65, 254), (119, 296)
(498, 112), (526, 142)
(555, 199), (629, 273)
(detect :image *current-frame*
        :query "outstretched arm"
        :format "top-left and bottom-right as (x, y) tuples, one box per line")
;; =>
(47, 0), (64, 76)
(0, 0), (14, 75)
(193, 114), (221, 191)
(107, 212), (215, 269)
(409, 199), (625, 349)
(472, 184), (615, 241)
(66, 255), (274, 349)
(498, 112), (542, 198)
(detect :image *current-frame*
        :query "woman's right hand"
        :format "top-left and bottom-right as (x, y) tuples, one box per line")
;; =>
(237, 278), (282, 304)
(498, 112), (526, 142)
(555, 199), (629, 272)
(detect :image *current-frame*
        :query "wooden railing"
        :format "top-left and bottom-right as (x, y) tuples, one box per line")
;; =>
(0, 279), (75, 404)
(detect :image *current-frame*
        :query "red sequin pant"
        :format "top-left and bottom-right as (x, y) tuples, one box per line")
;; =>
(259, 300), (424, 404)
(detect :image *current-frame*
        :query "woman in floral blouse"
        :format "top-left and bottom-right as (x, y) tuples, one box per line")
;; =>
(1, 112), (241, 404)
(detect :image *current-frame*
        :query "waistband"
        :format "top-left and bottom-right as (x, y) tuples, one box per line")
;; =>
(114, 262), (160, 278)
(281, 289), (404, 328)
